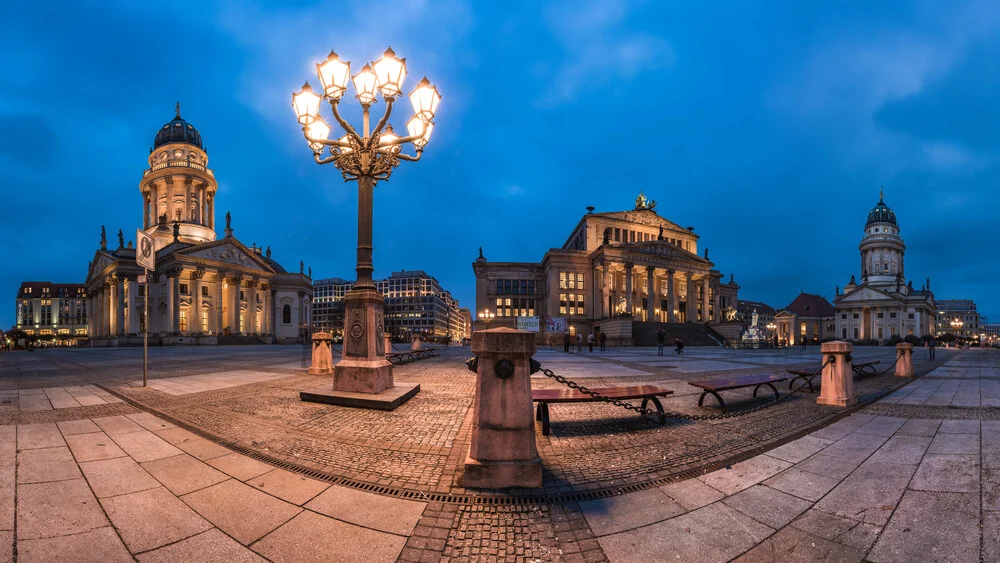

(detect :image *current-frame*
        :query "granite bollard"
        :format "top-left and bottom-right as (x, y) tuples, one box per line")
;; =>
(462, 328), (542, 489)
(817, 340), (856, 407)
(307, 332), (334, 376)
(895, 342), (914, 377)
(411, 335), (422, 351)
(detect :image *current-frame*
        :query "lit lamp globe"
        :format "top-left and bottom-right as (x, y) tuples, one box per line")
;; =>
(378, 125), (400, 153)
(373, 47), (407, 99)
(409, 77), (441, 122)
(292, 82), (321, 125)
(352, 64), (378, 105)
(405, 116), (434, 149)
(305, 119), (331, 153)
(317, 51), (351, 100)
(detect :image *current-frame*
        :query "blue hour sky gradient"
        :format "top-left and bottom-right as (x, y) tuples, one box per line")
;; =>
(1, 0), (998, 328)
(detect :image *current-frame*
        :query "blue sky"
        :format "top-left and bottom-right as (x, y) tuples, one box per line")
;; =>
(2, 0), (998, 329)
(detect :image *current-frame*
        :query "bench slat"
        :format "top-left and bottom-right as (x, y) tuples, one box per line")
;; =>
(688, 374), (788, 392)
(532, 385), (673, 403)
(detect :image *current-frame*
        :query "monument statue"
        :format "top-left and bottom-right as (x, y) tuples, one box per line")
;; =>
(172, 221), (180, 241)
(308, 266), (312, 278)
(300, 260), (304, 274)
(657, 226), (664, 240)
(603, 228), (610, 245)
(741, 308), (766, 348)
(704, 247), (709, 260)
(478, 246), (483, 259)
(226, 211), (232, 230)
(100, 225), (107, 249)
(266, 245), (271, 259)
(634, 191), (657, 211)
(117, 229), (124, 248)
(751, 309), (759, 328)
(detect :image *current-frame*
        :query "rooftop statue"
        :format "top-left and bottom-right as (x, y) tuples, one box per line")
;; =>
(635, 191), (656, 211)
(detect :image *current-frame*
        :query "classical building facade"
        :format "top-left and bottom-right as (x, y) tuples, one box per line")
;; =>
(14, 282), (89, 344)
(934, 299), (980, 338)
(774, 293), (836, 346)
(833, 192), (935, 341)
(472, 194), (740, 344)
(85, 107), (312, 346)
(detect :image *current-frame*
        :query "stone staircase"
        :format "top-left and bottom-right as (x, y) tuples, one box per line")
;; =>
(631, 322), (725, 347)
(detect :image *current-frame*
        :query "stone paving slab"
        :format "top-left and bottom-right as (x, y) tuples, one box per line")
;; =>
(251, 510), (407, 562)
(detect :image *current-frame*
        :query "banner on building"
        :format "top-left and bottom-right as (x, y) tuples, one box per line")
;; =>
(545, 317), (567, 333)
(516, 316), (540, 332)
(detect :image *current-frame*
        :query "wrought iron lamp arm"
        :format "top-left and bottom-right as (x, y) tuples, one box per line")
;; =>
(393, 150), (423, 162)
(302, 126), (353, 149)
(330, 99), (363, 144)
(314, 153), (339, 165)
(370, 97), (394, 138)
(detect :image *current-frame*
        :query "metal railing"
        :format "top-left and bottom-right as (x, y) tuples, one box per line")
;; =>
(144, 160), (214, 176)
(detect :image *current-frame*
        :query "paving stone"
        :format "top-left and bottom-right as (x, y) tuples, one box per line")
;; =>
(836, 521), (882, 552)
(580, 488), (685, 536)
(18, 526), (132, 563)
(814, 461), (915, 526)
(247, 468), (330, 505)
(206, 453), (273, 481)
(794, 453), (863, 480)
(0, 468), (12, 531)
(170, 436), (233, 461)
(765, 436), (833, 464)
(984, 510), (1000, 563)
(55, 419), (102, 436)
(763, 467), (840, 502)
(938, 419), (980, 434)
(927, 432), (980, 455)
(100, 486), (211, 553)
(152, 427), (200, 445)
(17, 446), (81, 484)
(821, 432), (889, 462)
(251, 510), (407, 563)
(138, 528), (267, 562)
(599, 502), (774, 563)
(910, 454), (979, 493)
(698, 455), (791, 496)
(855, 416), (907, 437)
(894, 418), (941, 437)
(182, 479), (301, 544)
(17, 423), (65, 450)
(865, 434), (932, 465)
(126, 412), (176, 432)
(92, 415), (145, 436)
(17, 479), (108, 540)
(809, 421), (860, 442)
(142, 453), (230, 496)
(659, 478), (725, 510)
(64, 432), (127, 463)
(732, 526), (864, 563)
(80, 457), (161, 498)
(306, 484), (426, 536)
(723, 484), (812, 529)
(868, 490), (979, 563)
(0, 442), (12, 467)
(110, 430), (183, 463)
(0, 531), (10, 563)
(788, 508), (859, 540)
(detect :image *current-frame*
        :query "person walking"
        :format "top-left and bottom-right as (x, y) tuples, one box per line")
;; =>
(928, 335), (937, 360)
(587, 332), (594, 352)
(576, 332), (583, 353)
(656, 327), (666, 356)
(674, 337), (684, 354)
(599, 331), (607, 351)
(562, 331), (571, 353)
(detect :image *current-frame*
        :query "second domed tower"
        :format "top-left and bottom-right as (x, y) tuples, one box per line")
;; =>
(859, 190), (905, 285)
(140, 104), (218, 249)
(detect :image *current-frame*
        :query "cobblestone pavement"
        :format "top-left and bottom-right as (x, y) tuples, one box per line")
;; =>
(0, 343), (970, 561)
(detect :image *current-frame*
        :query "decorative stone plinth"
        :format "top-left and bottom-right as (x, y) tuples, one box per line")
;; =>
(462, 328), (542, 489)
(895, 343), (914, 377)
(411, 336), (422, 351)
(300, 383), (420, 411)
(334, 287), (393, 394)
(817, 341), (857, 408)
(307, 332), (333, 375)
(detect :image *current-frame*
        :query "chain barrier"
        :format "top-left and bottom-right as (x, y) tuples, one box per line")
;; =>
(869, 351), (902, 377)
(536, 356), (835, 422)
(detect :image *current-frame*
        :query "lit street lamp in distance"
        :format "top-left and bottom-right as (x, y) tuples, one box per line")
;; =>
(478, 310), (495, 330)
(292, 47), (441, 404)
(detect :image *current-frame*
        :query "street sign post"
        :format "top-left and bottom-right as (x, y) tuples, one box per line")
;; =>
(136, 229), (155, 387)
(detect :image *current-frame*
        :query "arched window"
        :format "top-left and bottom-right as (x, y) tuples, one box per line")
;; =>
(282, 304), (291, 324)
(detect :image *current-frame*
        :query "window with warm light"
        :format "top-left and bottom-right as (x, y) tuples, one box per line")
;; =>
(179, 311), (188, 331)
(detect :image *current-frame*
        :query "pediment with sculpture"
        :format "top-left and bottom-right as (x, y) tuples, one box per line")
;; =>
(181, 242), (272, 272)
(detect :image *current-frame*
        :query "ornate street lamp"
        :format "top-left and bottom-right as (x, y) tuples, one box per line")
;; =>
(766, 322), (777, 347)
(292, 47), (440, 400)
(478, 310), (495, 330)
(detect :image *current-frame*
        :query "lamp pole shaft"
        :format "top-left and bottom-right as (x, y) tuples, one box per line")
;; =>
(355, 174), (375, 288)
(143, 267), (148, 387)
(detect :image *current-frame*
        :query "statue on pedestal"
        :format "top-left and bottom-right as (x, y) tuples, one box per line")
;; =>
(117, 229), (124, 248)
(100, 226), (107, 249)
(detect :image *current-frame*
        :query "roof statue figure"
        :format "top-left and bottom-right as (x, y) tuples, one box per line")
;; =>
(478, 246), (483, 259)
(266, 246), (271, 259)
(704, 247), (709, 260)
(172, 221), (180, 241)
(100, 226), (107, 249)
(603, 228), (610, 245)
(175, 101), (181, 119)
(635, 191), (656, 211)
(300, 260), (304, 274)
(657, 225), (664, 240)
(225, 211), (231, 230)
(117, 229), (124, 248)
(308, 266), (312, 278)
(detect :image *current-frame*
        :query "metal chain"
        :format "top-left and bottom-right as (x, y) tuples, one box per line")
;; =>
(537, 357), (834, 422)
(870, 351), (902, 376)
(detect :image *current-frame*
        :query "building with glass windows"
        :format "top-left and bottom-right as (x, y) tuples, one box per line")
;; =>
(312, 271), (469, 342)
(472, 193), (740, 345)
(934, 299), (980, 339)
(14, 282), (89, 345)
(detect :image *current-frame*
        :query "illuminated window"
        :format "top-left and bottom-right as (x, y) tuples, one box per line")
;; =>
(559, 272), (566, 289)
(202, 311), (209, 332)
(179, 310), (188, 331)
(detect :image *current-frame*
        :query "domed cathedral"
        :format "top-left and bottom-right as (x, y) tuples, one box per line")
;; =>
(84, 105), (313, 347)
(833, 190), (935, 341)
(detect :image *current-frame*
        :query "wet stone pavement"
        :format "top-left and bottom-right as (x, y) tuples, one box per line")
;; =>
(0, 343), (992, 561)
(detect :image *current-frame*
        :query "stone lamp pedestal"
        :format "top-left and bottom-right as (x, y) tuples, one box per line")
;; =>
(462, 328), (543, 489)
(817, 341), (857, 408)
(300, 288), (419, 410)
(307, 332), (333, 375)
(895, 343), (914, 377)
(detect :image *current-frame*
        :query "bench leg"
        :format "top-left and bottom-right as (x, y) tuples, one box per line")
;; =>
(698, 390), (727, 413)
(536, 403), (542, 421)
(649, 396), (666, 424)
(540, 403), (551, 436)
(753, 383), (780, 400)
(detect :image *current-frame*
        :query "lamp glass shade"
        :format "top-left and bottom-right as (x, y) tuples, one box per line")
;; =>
(373, 47), (407, 98)
(408, 77), (441, 122)
(338, 135), (353, 154)
(353, 64), (378, 105)
(305, 119), (330, 152)
(317, 51), (351, 99)
(406, 116), (433, 148)
(292, 82), (321, 125)
(378, 125), (400, 152)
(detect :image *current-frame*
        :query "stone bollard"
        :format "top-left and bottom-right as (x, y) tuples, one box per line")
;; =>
(462, 328), (542, 489)
(895, 343), (914, 377)
(384, 334), (392, 354)
(817, 341), (857, 407)
(411, 335), (422, 351)
(307, 332), (334, 375)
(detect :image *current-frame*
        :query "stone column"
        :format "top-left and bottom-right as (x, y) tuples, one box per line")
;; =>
(685, 272), (695, 323)
(215, 277), (224, 334)
(712, 281), (720, 323)
(308, 332), (334, 375)
(231, 277), (242, 333)
(701, 276), (710, 323)
(166, 272), (176, 333)
(127, 279), (139, 335)
(247, 281), (258, 334)
(209, 195), (215, 230)
(101, 284), (109, 336)
(895, 343), (914, 377)
(624, 263), (633, 315)
(192, 273), (203, 334)
(262, 285), (270, 335)
(116, 277), (125, 336)
(646, 267), (655, 322)
(667, 269), (676, 323)
(817, 341), (857, 407)
(651, 268), (660, 322)
(601, 263), (610, 319)
(462, 328), (542, 488)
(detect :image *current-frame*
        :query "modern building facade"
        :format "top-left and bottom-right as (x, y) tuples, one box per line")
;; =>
(833, 192), (936, 341)
(15, 282), (89, 344)
(934, 299), (980, 338)
(774, 293), (836, 346)
(85, 106), (312, 346)
(472, 194), (740, 344)
(312, 270), (469, 342)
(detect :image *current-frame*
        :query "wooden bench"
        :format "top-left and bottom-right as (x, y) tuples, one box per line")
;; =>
(532, 385), (674, 436)
(787, 369), (821, 392)
(688, 374), (788, 413)
(852, 361), (880, 377)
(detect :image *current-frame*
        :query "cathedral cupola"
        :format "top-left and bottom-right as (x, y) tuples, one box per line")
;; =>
(153, 103), (204, 150)
(865, 189), (896, 227)
(859, 188), (905, 287)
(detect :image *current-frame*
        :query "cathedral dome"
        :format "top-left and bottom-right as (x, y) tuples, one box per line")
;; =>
(153, 104), (204, 150)
(866, 192), (896, 226)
